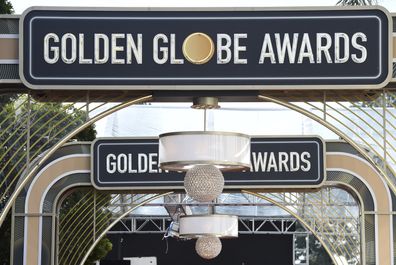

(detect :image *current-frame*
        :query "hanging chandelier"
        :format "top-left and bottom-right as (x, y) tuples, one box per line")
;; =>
(159, 97), (250, 259)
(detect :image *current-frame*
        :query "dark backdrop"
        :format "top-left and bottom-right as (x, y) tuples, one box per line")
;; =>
(102, 234), (293, 265)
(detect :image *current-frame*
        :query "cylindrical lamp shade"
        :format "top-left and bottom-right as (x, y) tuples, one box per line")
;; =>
(159, 131), (251, 172)
(179, 215), (238, 238)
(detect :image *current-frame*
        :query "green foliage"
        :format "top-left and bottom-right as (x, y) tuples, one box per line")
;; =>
(0, 0), (13, 14)
(336, 0), (375, 5)
(85, 238), (113, 264)
(75, 123), (97, 141)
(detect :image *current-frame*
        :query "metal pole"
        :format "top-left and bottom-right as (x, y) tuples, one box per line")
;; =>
(204, 109), (207, 131)
(10, 204), (15, 265)
(86, 91), (90, 122)
(306, 234), (310, 265)
(382, 89), (387, 170)
(293, 234), (296, 265)
(323, 91), (327, 121)
(93, 189), (96, 240)
(26, 92), (31, 167)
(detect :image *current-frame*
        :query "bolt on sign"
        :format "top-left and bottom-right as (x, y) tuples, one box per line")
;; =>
(91, 137), (326, 190)
(20, 7), (392, 90)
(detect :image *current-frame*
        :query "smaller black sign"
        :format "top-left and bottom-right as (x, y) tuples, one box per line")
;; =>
(92, 137), (325, 190)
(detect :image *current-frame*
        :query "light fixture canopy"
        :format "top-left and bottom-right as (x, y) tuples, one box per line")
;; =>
(191, 96), (220, 109)
(159, 131), (251, 172)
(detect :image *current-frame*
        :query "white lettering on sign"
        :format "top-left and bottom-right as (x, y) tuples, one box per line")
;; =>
(153, 33), (168, 64)
(217, 33), (232, 64)
(251, 151), (312, 173)
(317, 33), (332, 63)
(43, 32), (368, 65)
(216, 33), (248, 64)
(258, 32), (367, 64)
(233, 33), (248, 64)
(351, 32), (367, 63)
(275, 33), (299, 64)
(152, 33), (184, 64)
(127, 33), (143, 64)
(44, 33), (143, 65)
(61, 33), (77, 64)
(105, 151), (312, 175)
(79, 33), (92, 64)
(111, 33), (126, 64)
(297, 33), (315, 64)
(94, 34), (109, 64)
(43, 33), (59, 64)
(105, 153), (165, 174)
(259, 33), (276, 64)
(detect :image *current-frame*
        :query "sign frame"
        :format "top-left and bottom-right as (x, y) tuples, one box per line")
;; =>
(91, 136), (326, 190)
(19, 6), (393, 90)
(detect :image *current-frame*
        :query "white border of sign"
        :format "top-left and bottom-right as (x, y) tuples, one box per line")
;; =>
(19, 6), (393, 90)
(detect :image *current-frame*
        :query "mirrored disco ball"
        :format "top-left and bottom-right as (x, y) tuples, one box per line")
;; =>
(195, 235), (222, 259)
(184, 165), (224, 202)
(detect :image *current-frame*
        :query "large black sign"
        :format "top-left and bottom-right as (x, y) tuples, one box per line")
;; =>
(91, 137), (325, 190)
(21, 7), (391, 89)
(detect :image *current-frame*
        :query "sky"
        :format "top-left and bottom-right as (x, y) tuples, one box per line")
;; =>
(10, 0), (396, 14)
